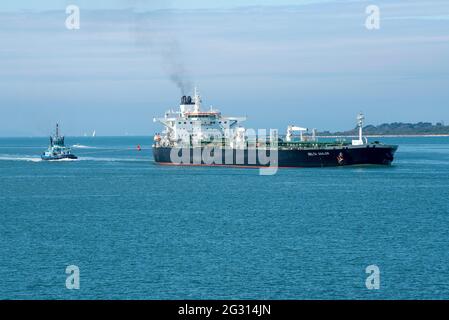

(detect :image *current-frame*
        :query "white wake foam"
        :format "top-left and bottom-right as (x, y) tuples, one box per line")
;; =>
(50, 158), (78, 162)
(0, 156), (42, 162)
(78, 157), (146, 162)
(72, 144), (97, 149)
(0, 155), (145, 163)
(0, 155), (79, 162)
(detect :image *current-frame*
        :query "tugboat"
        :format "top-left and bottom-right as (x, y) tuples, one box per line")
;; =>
(41, 124), (78, 161)
(152, 88), (398, 168)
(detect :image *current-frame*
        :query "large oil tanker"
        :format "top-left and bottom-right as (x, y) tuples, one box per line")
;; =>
(152, 89), (397, 168)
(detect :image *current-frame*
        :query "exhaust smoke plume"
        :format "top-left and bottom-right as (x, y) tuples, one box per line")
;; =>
(127, 0), (193, 95)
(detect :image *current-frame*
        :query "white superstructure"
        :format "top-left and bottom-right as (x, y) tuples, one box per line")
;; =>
(153, 88), (246, 147)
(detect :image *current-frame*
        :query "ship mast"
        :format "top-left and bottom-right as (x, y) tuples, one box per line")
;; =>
(357, 113), (364, 142)
(352, 113), (365, 146)
(193, 86), (201, 112)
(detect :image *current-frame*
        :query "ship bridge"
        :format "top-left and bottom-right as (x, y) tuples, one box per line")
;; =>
(153, 88), (246, 146)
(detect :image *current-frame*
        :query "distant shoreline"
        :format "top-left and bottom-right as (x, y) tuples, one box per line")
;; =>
(0, 134), (449, 139)
(318, 134), (449, 138)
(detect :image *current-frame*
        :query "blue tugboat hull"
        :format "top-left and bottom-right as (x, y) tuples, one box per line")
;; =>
(41, 154), (78, 161)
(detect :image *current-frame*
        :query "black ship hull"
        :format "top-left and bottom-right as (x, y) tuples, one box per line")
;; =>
(152, 144), (398, 168)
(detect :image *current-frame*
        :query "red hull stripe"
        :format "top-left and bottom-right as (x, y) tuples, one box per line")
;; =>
(155, 162), (309, 169)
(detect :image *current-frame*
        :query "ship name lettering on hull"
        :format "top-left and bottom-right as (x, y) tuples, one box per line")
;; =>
(308, 152), (330, 156)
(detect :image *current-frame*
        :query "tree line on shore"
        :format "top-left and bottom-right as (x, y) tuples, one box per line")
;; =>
(319, 122), (449, 136)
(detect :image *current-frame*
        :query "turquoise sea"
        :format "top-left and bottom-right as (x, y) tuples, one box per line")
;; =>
(0, 136), (448, 299)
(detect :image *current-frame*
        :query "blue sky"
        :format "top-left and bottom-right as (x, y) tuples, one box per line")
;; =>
(0, 0), (335, 11)
(1, 0), (449, 136)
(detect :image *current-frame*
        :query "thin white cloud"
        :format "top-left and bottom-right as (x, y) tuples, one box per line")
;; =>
(385, 15), (449, 21)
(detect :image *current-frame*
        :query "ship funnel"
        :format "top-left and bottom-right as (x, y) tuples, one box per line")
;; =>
(181, 95), (194, 105)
